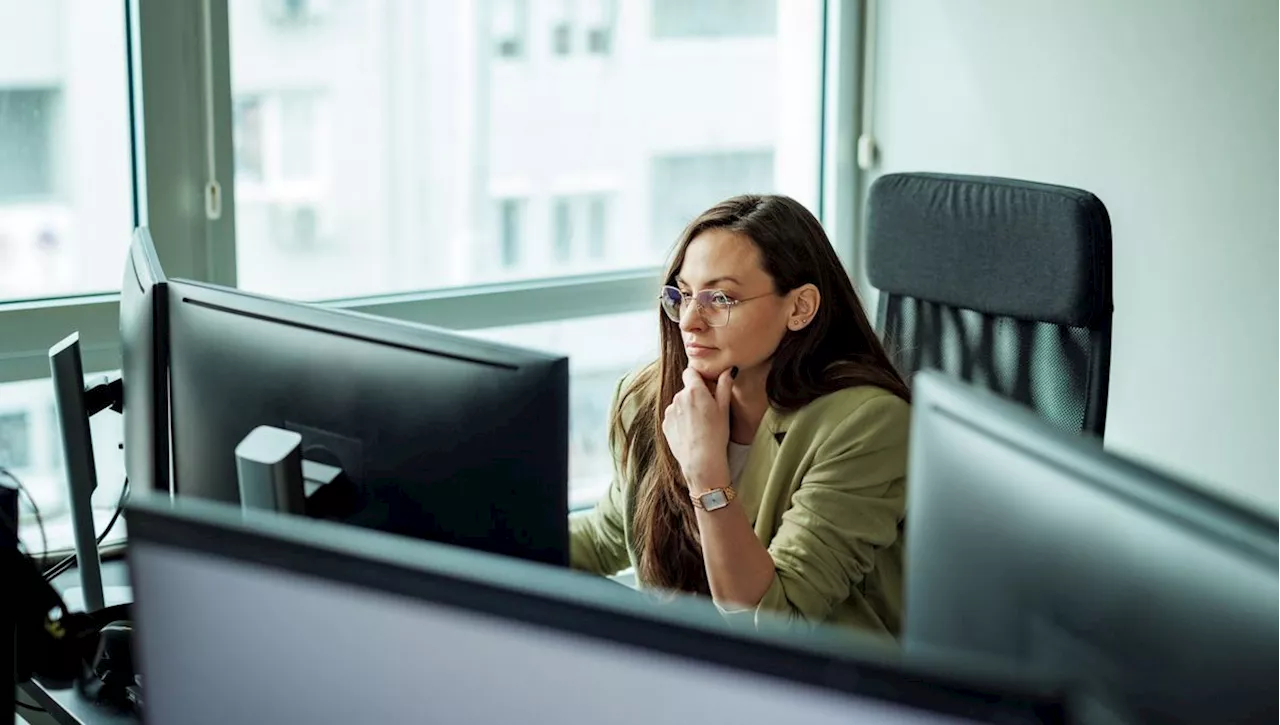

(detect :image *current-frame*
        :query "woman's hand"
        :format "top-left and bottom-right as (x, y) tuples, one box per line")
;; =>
(662, 365), (736, 491)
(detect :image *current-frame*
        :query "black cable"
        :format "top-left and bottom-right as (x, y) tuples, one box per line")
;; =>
(42, 476), (130, 582)
(1, 464), (47, 565)
(3, 469), (58, 717)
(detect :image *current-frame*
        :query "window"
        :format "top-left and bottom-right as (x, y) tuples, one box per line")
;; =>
(1, 375), (128, 557)
(0, 5), (132, 302)
(492, 0), (528, 59)
(652, 0), (777, 39)
(551, 192), (612, 265)
(467, 310), (657, 508)
(0, 0), (833, 553)
(583, 0), (615, 55)
(262, 0), (331, 27)
(228, 0), (822, 300)
(233, 97), (265, 182)
(279, 92), (319, 182)
(553, 197), (573, 262)
(0, 89), (58, 201)
(587, 194), (607, 259)
(231, 91), (329, 259)
(0, 2), (134, 552)
(650, 150), (775, 250)
(0, 410), (31, 469)
(498, 197), (526, 269)
(548, 0), (613, 58)
(550, 0), (573, 56)
(231, 92), (326, 189)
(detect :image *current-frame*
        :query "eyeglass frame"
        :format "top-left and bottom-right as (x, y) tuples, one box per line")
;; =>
(657, 285), (775, 328)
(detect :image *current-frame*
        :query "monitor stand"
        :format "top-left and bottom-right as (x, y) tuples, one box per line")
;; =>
(49, 332), (124, 615)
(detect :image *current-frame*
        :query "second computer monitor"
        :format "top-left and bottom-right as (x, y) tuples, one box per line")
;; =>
(120, 227), (169, 495)
(127, 493), (1071, 725)
(904, 371), (1279, 725)
(165, 280), (569, 566)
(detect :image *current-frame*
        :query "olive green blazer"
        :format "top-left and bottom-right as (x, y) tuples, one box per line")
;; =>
(570, 380), (911, 637)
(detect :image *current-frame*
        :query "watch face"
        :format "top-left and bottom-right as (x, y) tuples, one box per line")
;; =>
(700, 489), (729, 511)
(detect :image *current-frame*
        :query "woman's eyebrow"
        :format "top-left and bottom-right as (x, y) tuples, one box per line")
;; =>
(674, 275), (742, 288)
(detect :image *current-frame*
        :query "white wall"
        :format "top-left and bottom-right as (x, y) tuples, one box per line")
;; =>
(868, 0), (1278, 513)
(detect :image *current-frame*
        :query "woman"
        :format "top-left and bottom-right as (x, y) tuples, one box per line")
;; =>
(570, 194), (912, 637)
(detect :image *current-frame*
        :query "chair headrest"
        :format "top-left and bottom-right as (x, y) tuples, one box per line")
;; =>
(866, 172), (1112, 329)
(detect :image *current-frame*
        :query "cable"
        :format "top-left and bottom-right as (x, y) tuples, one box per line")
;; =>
(1, 464), (47, 565)
(42, 476), (130, 582)
(15, 700), (47, 713)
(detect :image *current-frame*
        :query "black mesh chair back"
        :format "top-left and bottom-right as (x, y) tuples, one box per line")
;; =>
(866, 173), (1113, 437)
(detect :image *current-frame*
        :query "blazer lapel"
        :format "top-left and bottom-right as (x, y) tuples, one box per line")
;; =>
(737, 407), (789, 531)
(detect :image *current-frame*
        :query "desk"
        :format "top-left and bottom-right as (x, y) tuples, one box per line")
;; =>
(18, 560), (139, 725)
(19, 682), (135, 725)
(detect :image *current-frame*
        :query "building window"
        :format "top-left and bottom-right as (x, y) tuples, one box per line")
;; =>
(491, 0), (528, 59)
(498, 198), (525, 268)
(586, 195), (607, 259)
(550, 193), (611, 264)
(232, 91), (328, 251)
(224, 0), (823, 301)
(232, 91), (324, 187)
(650, 150), (774, 250)
(279, 92), (318, 182)
(550, 0), (573, 56)
(552, 197), (573, 263)
(0, 89), (59, 202)
(651, 0), (777, 39)
(552, 23), (573, 56)
(262, 0), (330, 27)
(269, 204), (321, 251)
(233, 97), (265, 183)
(583, 0), (614, 55)
(0, 411), (32, 470)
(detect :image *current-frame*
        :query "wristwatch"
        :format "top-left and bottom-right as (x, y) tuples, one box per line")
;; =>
(690, 485), (737, 512)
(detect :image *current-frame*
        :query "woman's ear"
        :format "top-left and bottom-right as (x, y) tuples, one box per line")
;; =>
(787, 284), (821, 331)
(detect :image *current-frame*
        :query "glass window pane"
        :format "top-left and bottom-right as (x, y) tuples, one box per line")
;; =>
(586, 194), (607, 259)
(650, 150), (774, 253)
(552, 197), (572, 263)
(0, 1), (134, 301)
(228, 0), (823, 300)
(2, 374), (128, 558)
(466, 310), (658, 508)
(652, 0), (777, 38)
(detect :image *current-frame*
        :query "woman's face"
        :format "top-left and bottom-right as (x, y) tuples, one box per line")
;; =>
(671, 228), (813, 380)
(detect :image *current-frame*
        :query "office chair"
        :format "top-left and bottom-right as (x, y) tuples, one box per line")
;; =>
(866, 172), (1113, 437)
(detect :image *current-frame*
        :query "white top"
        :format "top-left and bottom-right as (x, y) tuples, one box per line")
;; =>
(728, 441), (753, 486)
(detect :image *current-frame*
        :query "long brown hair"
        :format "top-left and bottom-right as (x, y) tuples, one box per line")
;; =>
(614, 195), (910, 595)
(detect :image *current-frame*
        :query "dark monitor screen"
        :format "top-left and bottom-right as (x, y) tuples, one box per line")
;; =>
(119, 227), (169, 495)
(165, 280), (569, 566)
(126, 494), (1071, 725)
(904, 371), (1279, 725)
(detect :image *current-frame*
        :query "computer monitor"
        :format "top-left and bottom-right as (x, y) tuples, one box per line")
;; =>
(119, 227), (169, 495)
(903, 371), (1279, 725)
(125, 492), (1071, 725)
(165, 279), (569, 566)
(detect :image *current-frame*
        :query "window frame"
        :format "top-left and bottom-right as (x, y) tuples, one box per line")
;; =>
(0, 0), (864, 390)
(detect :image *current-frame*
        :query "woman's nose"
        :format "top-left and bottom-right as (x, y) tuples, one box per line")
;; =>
(679, 301), (705, 332)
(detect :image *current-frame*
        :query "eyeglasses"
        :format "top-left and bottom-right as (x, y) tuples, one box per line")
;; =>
(658, 285), (772, 328)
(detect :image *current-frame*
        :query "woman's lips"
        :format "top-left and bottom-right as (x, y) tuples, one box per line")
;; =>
(685, 343), (717, 358)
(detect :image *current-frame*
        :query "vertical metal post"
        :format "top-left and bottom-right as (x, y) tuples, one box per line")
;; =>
(49, 333), (106, 613)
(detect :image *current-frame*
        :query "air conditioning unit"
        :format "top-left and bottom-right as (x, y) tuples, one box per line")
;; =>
(262, 0), (331, 26)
